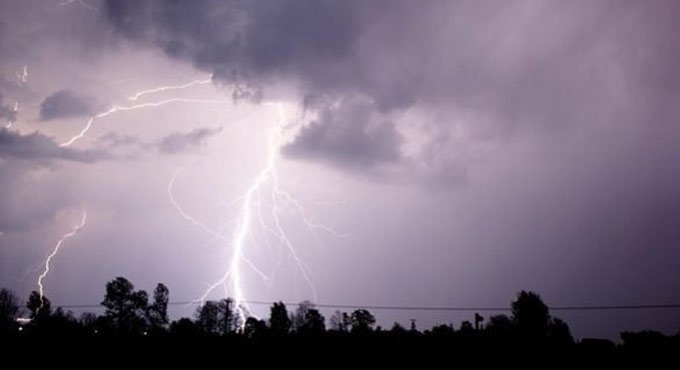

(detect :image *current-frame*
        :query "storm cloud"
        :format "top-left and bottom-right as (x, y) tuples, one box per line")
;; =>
(102, 0), (680, 173)
(0, 0), (679, 341)
(157, 126), (222, 154)
(40, 89), (95, 121)
(282, 99), (402, 168)
(0, 127), (105, 163)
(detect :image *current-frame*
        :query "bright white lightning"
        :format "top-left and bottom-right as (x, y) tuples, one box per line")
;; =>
(198, 104), (341, 329)
(60, 98), (228, 147)
(198, 117), (281, 325)
(128, 78), (212, 101)
(36, 211), (87, 308)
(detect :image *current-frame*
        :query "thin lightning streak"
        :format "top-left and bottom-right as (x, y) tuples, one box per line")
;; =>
(128, 78), (212, 101)
(60, 98), (228, 147)
(168, 167), (227, 240)
(36, 212), (87, 309)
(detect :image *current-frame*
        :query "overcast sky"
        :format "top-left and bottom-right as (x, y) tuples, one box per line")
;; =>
(1, 0), (679, 339)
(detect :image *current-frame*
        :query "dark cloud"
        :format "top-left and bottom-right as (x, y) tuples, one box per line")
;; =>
(0, 127), (105, 163)
(39, 89), (94, 121)
(157, 126), (222, 154)
(102, 0), (680, 174)
(96, 132), (140, 149)
(104, 0), (363, 83)
(94, 127), (222, 156)
(283, 99), (402, 168)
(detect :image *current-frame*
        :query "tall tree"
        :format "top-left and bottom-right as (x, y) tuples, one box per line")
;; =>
(196, 301), (220, 335)
(218, 298), (239, 335)
(0, 288), (20, 336)
(512, 290), (550, 338)
(291, 301), (325, 335)
(244, 317), (268, 338)
(269, 301), (291, 336)
(26, 291), (51, 321)
(350, 309), (376, 335)
(147, 283), (169, 333)
(548, 317), (574, 345)
(329, 310), (351, 333)
(101, 277), (149, 335)
(485, 314), (513, 337)
(195, 299), (239, 335)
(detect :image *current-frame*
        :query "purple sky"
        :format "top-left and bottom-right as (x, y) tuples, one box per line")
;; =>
(1, 0), (679, 339)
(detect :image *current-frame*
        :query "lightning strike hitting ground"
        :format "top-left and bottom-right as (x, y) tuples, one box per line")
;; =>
(36, 211), (87, 308)
(198, 104), (342, 329)
(49, 78), (338, 328)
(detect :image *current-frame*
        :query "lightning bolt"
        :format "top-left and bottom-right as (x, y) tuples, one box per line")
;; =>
(36, 211), (87, 309)
(48, 78), (340, 328)
(168, 166), (228, 241)
(60, 97), (228, 147)
(128, 78), (212, 101)
(198, 103), (343, 329)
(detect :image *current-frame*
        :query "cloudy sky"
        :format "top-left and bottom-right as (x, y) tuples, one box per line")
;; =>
(1, 0), (679, 339)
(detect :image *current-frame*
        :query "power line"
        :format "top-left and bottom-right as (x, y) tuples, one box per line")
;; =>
(43, 300), (680, 312)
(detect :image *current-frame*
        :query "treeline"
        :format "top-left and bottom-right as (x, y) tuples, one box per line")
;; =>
(1, 276), (679, 360)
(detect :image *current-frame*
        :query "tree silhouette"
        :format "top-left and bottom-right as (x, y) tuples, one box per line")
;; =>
(101, 277), (149, 335)
(429, 324), (455, 337)
(147, 283), (169, 334)
(485, 314), (513, 337)
(26, 291), (51, 320)
(548, 317), (573, 345)
(512, 290), (550, 339)
(390, 322), (408, 335)
(329, 310), (350, 333)
(218, 298), (239, 335)
(0, 288), (20, 336)
(291, 301), (325, 335)
(3, 278), (672, 363)
(459, 320), (475, 336)
(195, 299), (239, 336)
(350, 309), (375, 335)
(269, 301), (291, 336)
(170, 318), (202, 336)
(196, 301), (220, 335)
(79, 312), (98, 335)
(244, 317), (269, 338)
(24, 291), (55, 335)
